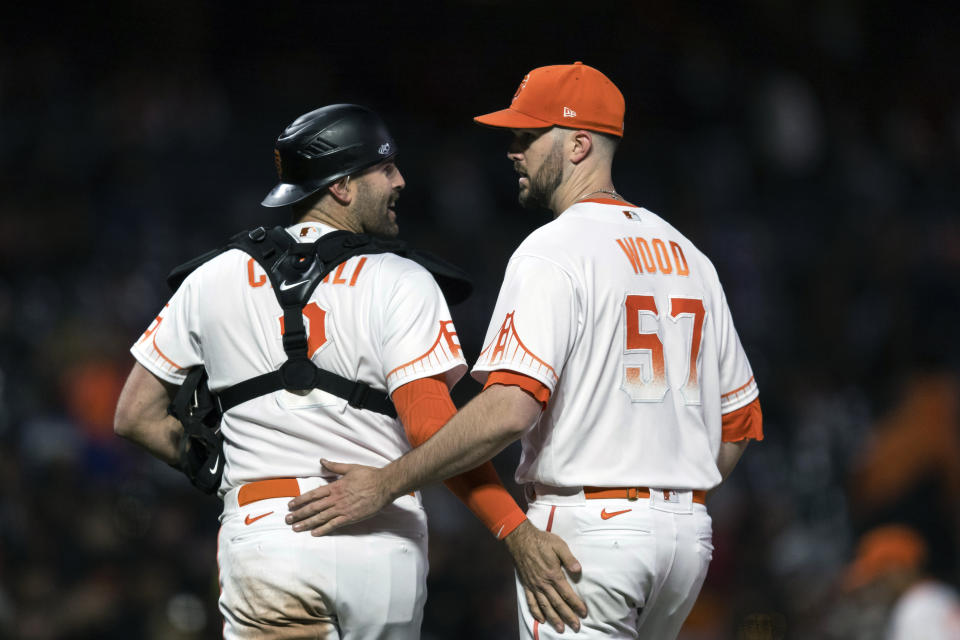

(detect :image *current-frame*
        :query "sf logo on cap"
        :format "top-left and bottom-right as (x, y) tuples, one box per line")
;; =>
(512, 73), (530, 104)
(378, 143), (391, 155)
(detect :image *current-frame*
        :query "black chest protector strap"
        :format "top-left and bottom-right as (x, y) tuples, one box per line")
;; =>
(167, 226), (472, 419)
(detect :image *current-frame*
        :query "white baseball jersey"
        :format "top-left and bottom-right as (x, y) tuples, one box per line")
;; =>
(473, 199), (758, 491)
(131, 221), (467, 494)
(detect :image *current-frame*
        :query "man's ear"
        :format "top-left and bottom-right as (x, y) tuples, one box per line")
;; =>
(328, 175), (353, 205)
(569, 130), (593, 164)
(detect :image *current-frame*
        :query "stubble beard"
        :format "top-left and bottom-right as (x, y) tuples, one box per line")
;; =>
(518, 140), (563, 211)
(355, 181), (400, 238)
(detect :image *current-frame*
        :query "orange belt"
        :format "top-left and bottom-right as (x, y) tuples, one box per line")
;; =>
(237, 478), (414, 507)
(238, 478), (301, 506)
(583, 486), (707, 505)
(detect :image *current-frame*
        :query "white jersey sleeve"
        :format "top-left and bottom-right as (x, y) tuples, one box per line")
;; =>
(130, 271), (203, 384)
(379, 260), (467, 393)
(715, 283), (759, 414)
(472, 254), (578, 392)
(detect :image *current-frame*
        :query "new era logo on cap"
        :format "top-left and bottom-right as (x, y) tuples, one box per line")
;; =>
(563, 106), (577, 118)
(378, 143), (392, 155)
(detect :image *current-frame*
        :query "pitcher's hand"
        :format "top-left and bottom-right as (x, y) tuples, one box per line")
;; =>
(504, 519), (587, 633)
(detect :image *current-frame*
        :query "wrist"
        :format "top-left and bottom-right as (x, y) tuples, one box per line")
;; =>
(378, 464), (409, 503)
(493, 510), (527, 540)
(503, 518), (533, 550)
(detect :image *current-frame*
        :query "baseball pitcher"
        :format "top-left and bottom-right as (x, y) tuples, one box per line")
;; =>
(287, 64), (764, 639)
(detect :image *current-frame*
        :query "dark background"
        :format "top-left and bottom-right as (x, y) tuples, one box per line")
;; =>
(1, 1), (958, 638)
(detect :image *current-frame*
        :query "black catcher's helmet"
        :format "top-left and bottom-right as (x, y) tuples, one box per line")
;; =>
(262, 104), (398, 207)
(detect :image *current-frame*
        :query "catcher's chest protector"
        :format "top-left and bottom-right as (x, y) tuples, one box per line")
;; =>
(165, 226), (472, 493)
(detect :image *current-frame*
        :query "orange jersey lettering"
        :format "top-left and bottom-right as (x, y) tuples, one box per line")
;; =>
(616, 236), (691, 278)
(247, 258), (267, 288)
(319, 257), (367, 287)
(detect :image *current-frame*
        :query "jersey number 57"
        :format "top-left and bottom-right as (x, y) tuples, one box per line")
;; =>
(622, 294), (705, 405)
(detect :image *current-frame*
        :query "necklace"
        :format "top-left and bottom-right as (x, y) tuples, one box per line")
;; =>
(579, 189), (621, 201)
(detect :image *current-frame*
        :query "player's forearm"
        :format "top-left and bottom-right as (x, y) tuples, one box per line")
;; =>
(443, 464), (527, 539)
(393, 376), (527, 538)
(382, 411), (518, 499)
(114, 362), (182, 465)
(707, 440), (749, 499)
(116, 415), (183, 465)
(381, 385), (539, 499)
(717, 440), (748, 481)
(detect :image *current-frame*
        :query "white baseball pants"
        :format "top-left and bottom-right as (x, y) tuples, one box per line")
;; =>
(218, 481), (428, 639)
(518, 486), (713, 640)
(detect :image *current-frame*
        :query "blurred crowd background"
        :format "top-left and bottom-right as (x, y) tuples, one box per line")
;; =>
(1, 1), (958, 638)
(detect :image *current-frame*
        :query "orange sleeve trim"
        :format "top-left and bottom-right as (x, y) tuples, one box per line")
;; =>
(484, 370), (551, 409)
(721, 376), (755, 401)
(152, 335), (185, 371)
(722, 397), (763, 442)
(477, 312), (559, 385)
(392, 376), (526, 538)
(386, 329), (446, 379)
(386, 321), (461, 380)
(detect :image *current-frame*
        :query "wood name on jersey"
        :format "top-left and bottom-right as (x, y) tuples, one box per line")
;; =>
(615, 236), (690, 277)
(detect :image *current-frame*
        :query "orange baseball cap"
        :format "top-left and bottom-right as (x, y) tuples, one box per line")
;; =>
(843, 524), (928, 590)
(474, 62), (625, 137)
